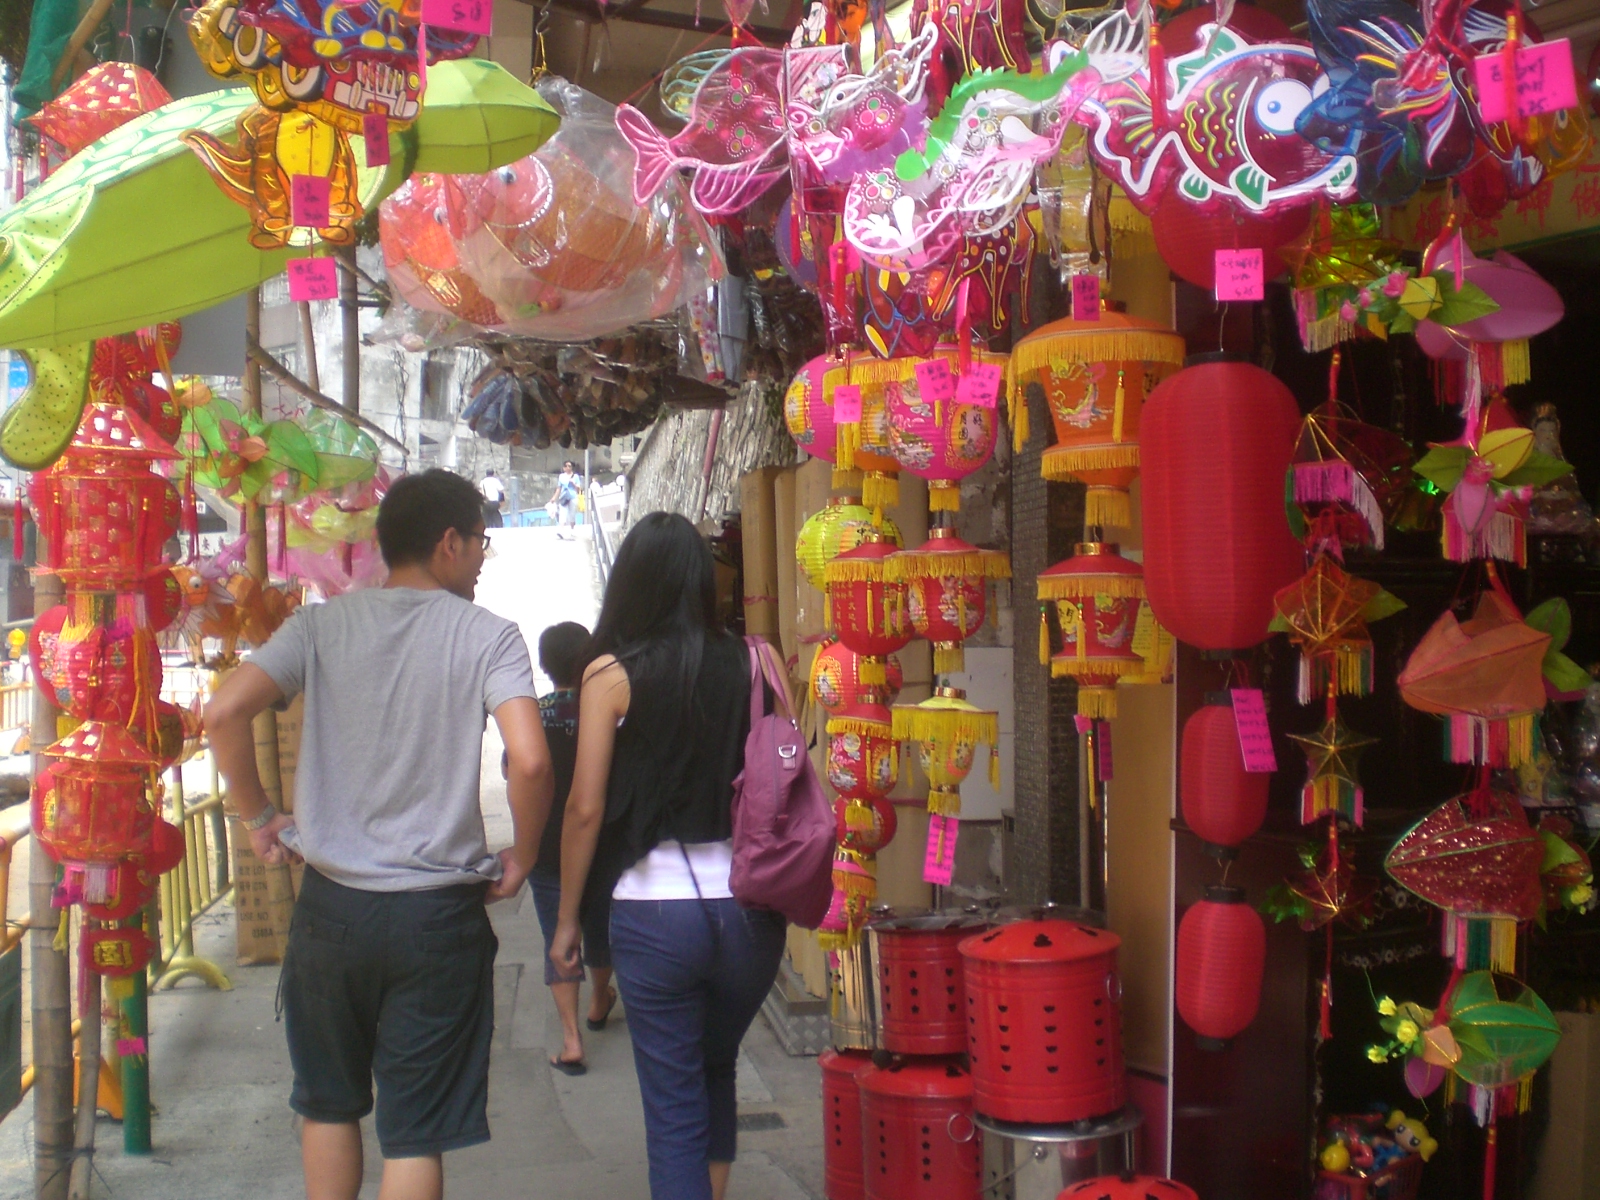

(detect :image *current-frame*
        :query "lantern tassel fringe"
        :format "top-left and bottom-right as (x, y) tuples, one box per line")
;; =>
(1040, 443), (1141, 478)
(827, 715), (892, 739)
(831, 466), (863, 490)
(1445, 712), (1536, 768)
(1010, 332), (1186, 378)
(1443, 508), (1526, 566)
(884, 550), (1011, 581)
(928, 482), (960, 512)
(1296, 644), (1374, 703)
(836, 422), (861, 473)
(1051, 656), (1144, 680)
(1037, 574), (1143, 601)
(1040, 608), (1052, 666)
(1076, 685), (1118, 720)
(927, 788), (962, 817)
(891, 707), (999, 748)
(1084, 487), (1133, 530)
(862, 472), (898, 514)
(1300, 777), (1364, 827)
(933, 642), (965, 674)
(825, 559), (889, 585)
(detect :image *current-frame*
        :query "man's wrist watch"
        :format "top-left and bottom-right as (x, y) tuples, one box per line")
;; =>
(239, 804), (278, 832)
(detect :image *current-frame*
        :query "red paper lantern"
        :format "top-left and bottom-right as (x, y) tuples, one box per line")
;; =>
(48, 610), (162, 724)
(826, 537), (912, 686)
(1180, 701), (1270, 854)
(888, 529), (1011, 674)
(1159, 1), (1292, 50)
(34, 721), (160, 873)
(1151, 193), (1310, 290)
(884, 346), (1007, 512)
(1057, 1176), (1199, 1200)
(32, 467), (181, 588)
(835, 796), (898, 855)
(826, 700), (899, 801)
(1176, 885), (1266, 1048)
(83, 925), (156, 977)
(1037, 543), (1146, 719)
(1141, 357), (1304, 652)
(811, 639), (904, 712)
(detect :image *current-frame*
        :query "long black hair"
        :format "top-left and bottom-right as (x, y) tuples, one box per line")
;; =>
(586, 511), (723, 742)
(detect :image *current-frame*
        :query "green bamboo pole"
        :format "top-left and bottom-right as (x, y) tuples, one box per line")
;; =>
(119, 963), (150, 1155)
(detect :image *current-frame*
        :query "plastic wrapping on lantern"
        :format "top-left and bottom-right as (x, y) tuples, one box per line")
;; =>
(381, 79), (724, 342)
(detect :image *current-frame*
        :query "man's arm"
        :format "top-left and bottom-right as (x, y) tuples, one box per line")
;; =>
(487, 696), (553, 901)
(204, 664), (296, 864)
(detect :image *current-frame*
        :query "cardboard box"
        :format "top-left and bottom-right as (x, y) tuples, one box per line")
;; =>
(1530, 1010), (1600, 1200)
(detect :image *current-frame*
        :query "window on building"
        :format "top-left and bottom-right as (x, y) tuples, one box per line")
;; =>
(421, 352), (457, 422)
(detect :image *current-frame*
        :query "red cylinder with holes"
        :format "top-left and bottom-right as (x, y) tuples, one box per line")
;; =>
(1175, 885), (1266, 1049)
(960, 920), (1124, 1123)
(872, 910), (989, 1055)
(858, 1057), (981, 1200)
(821, 1048), (874, 1200)
(1179, 701), (1270, 853)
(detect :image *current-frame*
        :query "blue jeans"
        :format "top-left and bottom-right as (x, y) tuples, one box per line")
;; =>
(529, 870), (611, 985)
(609, 898), (787, 1200)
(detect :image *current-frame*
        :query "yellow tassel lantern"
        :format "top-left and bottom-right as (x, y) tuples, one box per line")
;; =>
(885, 527), (1011, 676)
(1037, 542), (1148, 719)
(892, 687), (1000, 885)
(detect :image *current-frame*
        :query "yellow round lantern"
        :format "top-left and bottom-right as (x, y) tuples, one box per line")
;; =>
(795, 497), (903, 593)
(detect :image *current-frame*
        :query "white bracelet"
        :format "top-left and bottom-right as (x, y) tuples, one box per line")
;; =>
(239, 804), (278, 832)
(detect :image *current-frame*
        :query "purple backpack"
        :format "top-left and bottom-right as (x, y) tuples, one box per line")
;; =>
(729, 637), (834, 928)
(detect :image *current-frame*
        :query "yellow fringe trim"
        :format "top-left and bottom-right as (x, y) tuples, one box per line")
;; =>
(892, 703), (998, 748)
(862, 471), (899, 513)
(884, 550), (1011, 581)
(831, 466), (864, 489)
(819, 929), (859, 952)
(1508, 712), (1535, 768)
(1077, 685), (1118, 719)
(1008, 379), (1030, 454)
(1518, 1074), (1533, 1114)
(836, 423), (861, 472)
(1085, 488), (1133, 530)
(1036, 573), (1143, 601)
(1503, 339), (1530, 386)
(1490, 917), (1517, 974)
(1051, 656), (1145, 680)
(928, 788), (962, 817)
(1010, 329), (1185, 378)
(929, 482), (960, 512)
(933, 642), (964, 675)
(855, 656), (886, 686)
(825, 558), (888, 584)
(827, 715), (892, 738)
(1040, 443), (1141, 479)
(844, 799), (876, 832)
(822, 348), (1009, 391)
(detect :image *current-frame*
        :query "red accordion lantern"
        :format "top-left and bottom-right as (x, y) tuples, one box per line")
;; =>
(885, 347), (1006, 512)
(1176, 885), (1266, 1048)
(34, 720), (159, 875)
(811, 639), (904, 712)
(1180, 701), (1270, 855)
(1141, 357), (1304, 652)
(887, 528), (1011, 674)
(826, 537), (912, 687)
(1037, 543), (1146, 719)
(1151, 193), (1309, 290)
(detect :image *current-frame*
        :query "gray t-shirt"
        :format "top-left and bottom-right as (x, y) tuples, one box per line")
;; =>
(247, 587), (537, 892)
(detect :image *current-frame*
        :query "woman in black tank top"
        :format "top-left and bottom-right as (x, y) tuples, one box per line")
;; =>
(551, 512), (786, 1200)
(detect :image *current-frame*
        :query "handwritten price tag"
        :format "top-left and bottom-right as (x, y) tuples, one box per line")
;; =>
(288, 257), (339, 303)
(363, 113), (390, 168)
(289, 174), (331, 228)
(1474, 39), (1577, 122)
(1214, 249), (1264, 302)
(1230, 688), (1278, 774)
(913, 358), (955, 403)
(832, 383), (862, 424)
(1071, 273), (1101, 321)
(955, 362), (1001, 409)
(923, 814), (958, 887)
(421, 0), (492, 34)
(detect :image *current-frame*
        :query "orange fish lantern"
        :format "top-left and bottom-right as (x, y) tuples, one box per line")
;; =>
(884, 346), (1008, 513)
(1008, 311), (1185, 529)
(825, 535), (912, 687)
(1036, 542), (1146, 719)
(886, 528), (1011, 674)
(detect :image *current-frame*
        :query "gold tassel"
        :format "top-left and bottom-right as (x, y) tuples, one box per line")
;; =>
(1502, 339), (1530, 385)
(1078, 685), (1118, 720)
(1037, 573), (1144, 601)
(988, 744), (999, 791)
(1015, 330), (1185, 377)
(844, 799), (875, 831)
(956, 587), (967, 639)
(933, 642), (965, 674)
(1111, 367), (1127, 444)
(54, 909), (69, 953)
(862, 471), (899, 513)
(1444, 1073), (1458, 1105)
(1010, 376), (1029, 453)
(928, 787), (962, 817)
(831, 466), (863, 489)
(1508, 713), (1534, 768)
(929, 482), (960, 511)
(1490, 918), (1517, 973)
(1040, 443), (1141, 479)
(837, 422), (861, 472)
(1039, 607), (1052, 666)
(855, 658), (887, 687)
(823, 591), (832, 631)
(1084, 487), (1133, 530)
(1518, 1075), (1533, 1113)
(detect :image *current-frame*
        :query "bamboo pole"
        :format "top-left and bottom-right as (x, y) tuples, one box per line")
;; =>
(29, 567), (70, 1200)
(243, 289), (285, 811)
(297, 302), (321, 394)
(337, 246), (359, 415)
(66, 971), (100, 1200)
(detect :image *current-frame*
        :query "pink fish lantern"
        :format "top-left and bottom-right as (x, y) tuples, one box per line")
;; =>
(1414, 244), (1564, 354)
(885, 348), (1005, 511)
(615, 47), (788, 215)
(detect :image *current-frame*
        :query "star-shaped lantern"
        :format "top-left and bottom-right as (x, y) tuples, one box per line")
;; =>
(1289, 712), (1378, 826)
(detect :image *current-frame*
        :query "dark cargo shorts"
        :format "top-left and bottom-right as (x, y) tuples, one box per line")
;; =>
(282, 867), (498, 1158)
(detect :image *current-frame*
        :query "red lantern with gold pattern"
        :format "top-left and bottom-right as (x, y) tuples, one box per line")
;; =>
(826, 537), (912, 687)
(835, 796), (898, 855)
(34, 721), (159, 872)
(887, 528), (1012, 674)
(810, 638), (904, 712)
(83, 925), (156, 977)
(826, 700), (899, 801)
(1037, 543), (1146, 719)
(884, 346), (1008, 513)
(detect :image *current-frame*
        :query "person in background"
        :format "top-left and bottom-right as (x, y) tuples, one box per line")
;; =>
(552, 511), (788, 1200)
(480, 467), (506, 529)
(530, 620), (617, 1076)
(205, 469), (553, 1200)
(550, 461), (580, 540)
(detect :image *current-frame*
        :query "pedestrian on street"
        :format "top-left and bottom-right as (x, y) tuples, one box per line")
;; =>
(550, 460), (580, 539)
(480, 467), (506, 528)
(529, 620), (617, 1076)
(206, 469), (554, 1200)
(552, 511), (789, 1200)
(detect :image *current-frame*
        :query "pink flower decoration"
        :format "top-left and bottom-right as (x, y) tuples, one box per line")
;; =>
(1340, 301), (1360, 323)
(1383, 271), (1407, 298)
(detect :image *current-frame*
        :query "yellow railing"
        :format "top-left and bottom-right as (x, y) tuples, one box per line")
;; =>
(0, 682), (30, 735)
(150, 756), (232, 992)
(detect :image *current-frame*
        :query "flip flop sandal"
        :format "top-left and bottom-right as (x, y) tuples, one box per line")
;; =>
(586, 986), (619, 1031)
(550, 1057), (587, 1076)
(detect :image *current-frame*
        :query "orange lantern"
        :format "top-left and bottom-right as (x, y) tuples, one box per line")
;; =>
(884, 346), (1008, 513)
(1007, 311), (1185, 529)
(886, 528), (1012, 674)
(1037, 543), (1147, 719)
(825, 535), (912, 686)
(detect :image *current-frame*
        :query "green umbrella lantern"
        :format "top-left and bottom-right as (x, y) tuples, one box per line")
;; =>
(1445, 971), (1561, 1090)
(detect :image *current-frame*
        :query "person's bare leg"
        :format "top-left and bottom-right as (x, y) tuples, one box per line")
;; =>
(302, 1119), (363, 1200)
(550, 980), (584, 1065)
(710, 1160), (731, 1200)
(377, 1154), (443, 1200)
(586, 966), (615, 1025)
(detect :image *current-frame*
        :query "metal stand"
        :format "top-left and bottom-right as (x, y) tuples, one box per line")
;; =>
(977, 1106), (1143, 1199)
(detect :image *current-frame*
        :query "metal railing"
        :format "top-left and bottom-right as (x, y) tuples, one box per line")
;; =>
(0, 681), (29, 734)
(151, 755), (232, 992)
(588, 481), (616, 587)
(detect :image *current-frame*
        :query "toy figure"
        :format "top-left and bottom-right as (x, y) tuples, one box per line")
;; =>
(1385, 1110), (1438, 1162)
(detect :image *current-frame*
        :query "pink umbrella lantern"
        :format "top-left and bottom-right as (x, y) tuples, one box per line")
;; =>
(1414, 243), (1564, 395)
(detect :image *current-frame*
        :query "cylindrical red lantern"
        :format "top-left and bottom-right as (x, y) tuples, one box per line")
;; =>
(1175, 885), (1266, 1049)
(1141, 357), (1304, 651)
(1037, 543), (1146, 719)
(871, 910), (989, 1056)
(821, 1048), (874, 1200)
(1151, 193), (1310, 290)
(1179, 701), (1270, 855)
(826, 700), (899, 801)
(887, 529), (1011, 674)
(960, 919), (1125, 1123)
(858, 1057), (982, 1200)
(826, 537), (913, 686)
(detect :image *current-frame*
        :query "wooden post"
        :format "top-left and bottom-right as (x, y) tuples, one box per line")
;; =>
(337, 246), (359, 414)
(244, 288), (284, 808)
(29, 568), (70, 1200)
(66, 970), (99, 1200)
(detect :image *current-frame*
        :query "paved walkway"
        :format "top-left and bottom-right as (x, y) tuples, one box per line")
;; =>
(0, 526), (827, 1199)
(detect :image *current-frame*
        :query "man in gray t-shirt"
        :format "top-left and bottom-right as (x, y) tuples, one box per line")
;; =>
(206, 469), (553, 1200)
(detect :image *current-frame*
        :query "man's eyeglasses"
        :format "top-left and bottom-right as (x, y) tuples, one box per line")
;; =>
(467, 531), (496, 558)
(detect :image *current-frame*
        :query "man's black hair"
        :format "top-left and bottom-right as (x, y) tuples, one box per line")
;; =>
(376, 469), (485, 567)
(538, 622), (591, 688)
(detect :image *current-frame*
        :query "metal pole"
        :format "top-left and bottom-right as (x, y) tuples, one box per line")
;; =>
(337, 246), (359, 415)
(297, 301), (320, 394)
(29, 566), (70, 1200)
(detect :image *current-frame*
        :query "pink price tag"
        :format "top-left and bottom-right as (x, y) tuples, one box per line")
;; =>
(1473, 39), (1578, 122)
(955, 362), (1001, 409)
(1229, 688), (1278, 774)
(116, 1037), (147, 1057)
(363, 112), (390, 168)
(923, 814), (958, 887)
(288, 257), (339, 303)
(1214, 249), (1264, 302)
(832, 383), (862, 424)
(289, 174), (331, 229)
(1071, 274), (1101, 321)
(913, 358), (955, 403)
(421, 0), (491, 34)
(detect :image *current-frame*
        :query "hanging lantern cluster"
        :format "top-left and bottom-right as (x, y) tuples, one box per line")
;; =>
(882, 345), (1006, 515)
(892, 687), (999, 886)
(885, 527), (1010, 675)
(1036, 542), (1145, 720)
(820, 697), (899, 950)
(28, 334), (193, 981)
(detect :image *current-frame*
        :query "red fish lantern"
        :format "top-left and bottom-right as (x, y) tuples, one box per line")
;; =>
(886, 528), (1011, 674)
(1176, 886), (1266, 1049)
(34, 721), (160, 892)
(825, 536), (912, 687)
(1141, 357), (1304, 652)
(1180, 700), (1270, 855)
(810, 639), (904, 712)
(1008, 312), (1185, 529)
(884, 347), (1006, 513)
(1036, 543), (1146, 719)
